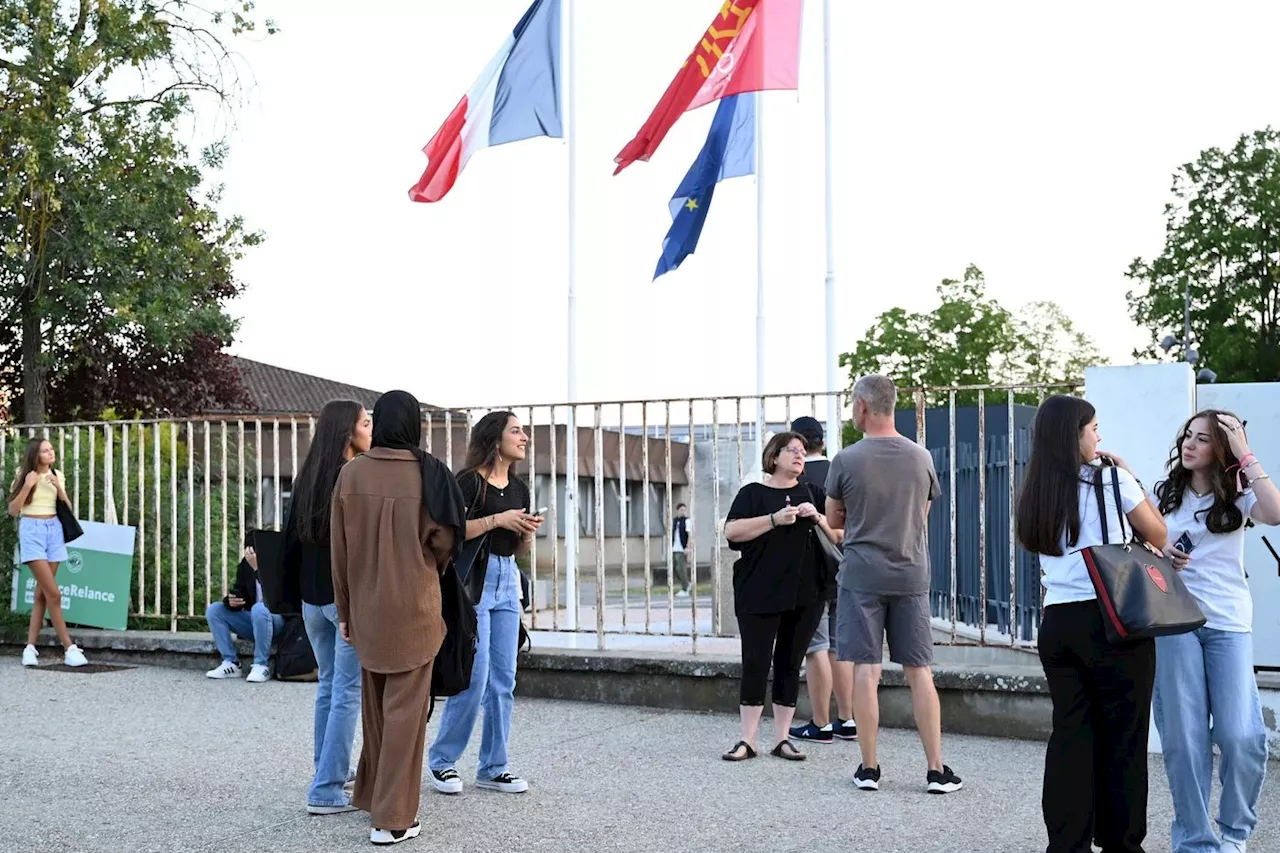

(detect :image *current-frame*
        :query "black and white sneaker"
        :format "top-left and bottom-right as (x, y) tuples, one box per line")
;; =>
(927, 765), (963, 794)
(789, 720), (834, 743)
(476, 772), (528, 793)
(370, 821), (420, 845)
(430, 768), (463, 794)
(853, 764), (881, 791)
(834, 718), (858, 740)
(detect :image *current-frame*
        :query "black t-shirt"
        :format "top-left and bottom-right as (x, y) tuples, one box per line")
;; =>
(458, 470), (531, 557)
(726, 482), (823, 615)
(799, 458), (830, 508)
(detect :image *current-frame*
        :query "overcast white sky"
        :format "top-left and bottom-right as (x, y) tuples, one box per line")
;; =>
(215, 0), (1280, 409)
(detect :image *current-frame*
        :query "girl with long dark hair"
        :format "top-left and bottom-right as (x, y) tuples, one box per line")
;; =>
(8, 438), (88, 668)
(721, 431), (840, 763)
(428, 410), (542, 796)
(1151, 410), (1280, 853)
(283, 399), (372, 815)
(1016, 396), (1167, 853)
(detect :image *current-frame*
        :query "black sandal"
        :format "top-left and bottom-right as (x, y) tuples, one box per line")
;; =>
(771, 740), (806, 761)
(722, 740), (758, 761)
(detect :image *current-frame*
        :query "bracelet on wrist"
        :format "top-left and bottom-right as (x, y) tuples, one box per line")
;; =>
(768, 512), (776, 529)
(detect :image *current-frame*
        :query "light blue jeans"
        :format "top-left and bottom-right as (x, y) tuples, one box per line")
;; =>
(429, 553), (522, 780)
(206, 601), (283, 667)
(1153, 627), (1268, 852)
(303, 602), (362, 807)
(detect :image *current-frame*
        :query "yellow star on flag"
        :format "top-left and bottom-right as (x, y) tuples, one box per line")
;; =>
(684, 197), (699, 212)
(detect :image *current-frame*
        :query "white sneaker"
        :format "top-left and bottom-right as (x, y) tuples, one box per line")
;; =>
(246, 664), (271, 683)
(63, 645), (88, 667)
(306, 800), (358, 815)
(370, 821), (420, 845)
(206, 661), (242, 679)
(676, 589), (690, 598)
(1221, 839), (1247, 853)
(476, 772), (528, 793)
(21, 645), (38, 667)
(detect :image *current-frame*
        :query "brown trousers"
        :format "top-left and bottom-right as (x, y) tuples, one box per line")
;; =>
(352, 660), (434, 831)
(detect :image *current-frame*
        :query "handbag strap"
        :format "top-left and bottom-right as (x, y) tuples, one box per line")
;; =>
(1092, 465), (1130, 546)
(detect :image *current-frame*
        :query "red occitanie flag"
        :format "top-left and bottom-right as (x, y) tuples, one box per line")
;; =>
(613, 0), (802, 175)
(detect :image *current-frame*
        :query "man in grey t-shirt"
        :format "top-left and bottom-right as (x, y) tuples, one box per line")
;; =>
(825, 375), (961, 795)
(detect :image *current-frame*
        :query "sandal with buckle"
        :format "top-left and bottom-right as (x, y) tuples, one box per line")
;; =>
(722, 740), (758, 761)
(771, 739), (806, 761)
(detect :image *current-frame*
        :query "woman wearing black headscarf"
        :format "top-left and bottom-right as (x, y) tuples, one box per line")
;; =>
(330, 390), (465, 845)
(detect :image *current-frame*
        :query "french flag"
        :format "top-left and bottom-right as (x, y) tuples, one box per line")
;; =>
(409, 0), (562, 203)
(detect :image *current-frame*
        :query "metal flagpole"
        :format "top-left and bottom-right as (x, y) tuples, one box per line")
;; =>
(822, 0), (840, 450)
(755, 92), (767, 471)
(563, 0), (579, 629)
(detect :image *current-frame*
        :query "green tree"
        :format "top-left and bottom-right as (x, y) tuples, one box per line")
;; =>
(0, 1), (274, 424)
(840, 265), (1098, 409)
(1126, 128), (1280, 381)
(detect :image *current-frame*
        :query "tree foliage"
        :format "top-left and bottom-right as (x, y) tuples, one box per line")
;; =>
(840, 265), (1100, 409)
(0, 1), (275, 424)
(1127, 128), (1280, 382)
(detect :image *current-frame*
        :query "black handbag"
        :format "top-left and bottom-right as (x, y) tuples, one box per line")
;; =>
(804, 484), (841, 595)
(428, 561), (479, 720)
(1081, 465), (1205, 644)
(54, 484), (84, 544)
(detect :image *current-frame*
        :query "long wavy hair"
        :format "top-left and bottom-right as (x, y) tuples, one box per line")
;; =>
(461, 411), (518, 475)
(290, 400), (365, 544)
(1154, 409), (1246, 534)
(1016, 396), (1096, 556)
(7, 438), (50, 506)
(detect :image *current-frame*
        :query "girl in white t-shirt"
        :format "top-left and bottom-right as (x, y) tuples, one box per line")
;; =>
(1015, 395), (1167, 853)
(1151, 410), (1280, 853)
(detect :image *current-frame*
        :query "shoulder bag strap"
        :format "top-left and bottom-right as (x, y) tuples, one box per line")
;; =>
(1092, 467), (1110, 546)
(1109, 465), (1131, 543)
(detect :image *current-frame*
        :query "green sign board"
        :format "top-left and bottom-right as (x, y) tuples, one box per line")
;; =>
(10, 521), (136, 631)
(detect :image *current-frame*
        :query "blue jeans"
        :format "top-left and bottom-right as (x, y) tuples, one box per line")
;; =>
(1154, 628), (1268, 852)
(206, 601), (284, 667)
(303, 602), (362, 807)
(429, 553), (522, 780)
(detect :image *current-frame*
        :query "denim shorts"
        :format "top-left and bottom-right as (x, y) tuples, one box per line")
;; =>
(19, 516), (69, 564)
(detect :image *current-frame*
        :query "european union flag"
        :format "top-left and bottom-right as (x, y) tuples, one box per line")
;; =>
(653, 93), (756, 280)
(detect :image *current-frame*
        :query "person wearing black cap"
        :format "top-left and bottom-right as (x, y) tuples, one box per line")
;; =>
(788, 417), (857, 744)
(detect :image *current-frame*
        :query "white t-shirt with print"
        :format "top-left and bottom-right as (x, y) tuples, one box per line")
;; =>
(1040, 465), (1146, 607)
(1153, 484), (1258, 633)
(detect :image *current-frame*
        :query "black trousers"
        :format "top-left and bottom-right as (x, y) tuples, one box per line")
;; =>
(737, 604), (824, 707)
(1038, 601), (1156, 853)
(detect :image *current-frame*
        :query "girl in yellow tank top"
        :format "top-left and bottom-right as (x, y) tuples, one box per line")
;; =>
(7, 438), (88, 667)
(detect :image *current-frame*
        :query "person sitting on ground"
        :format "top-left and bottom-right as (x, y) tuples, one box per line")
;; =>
(205, 534), (286, 683)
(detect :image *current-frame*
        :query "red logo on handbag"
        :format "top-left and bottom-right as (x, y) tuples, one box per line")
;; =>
(1145, 565), (1168, 593)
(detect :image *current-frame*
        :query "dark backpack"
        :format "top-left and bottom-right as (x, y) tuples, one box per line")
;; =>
(274, 615), (318, 682)
(429, 562), (478, 719)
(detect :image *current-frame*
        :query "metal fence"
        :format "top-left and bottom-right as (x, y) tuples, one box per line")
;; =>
(2, 383), (1077, 649)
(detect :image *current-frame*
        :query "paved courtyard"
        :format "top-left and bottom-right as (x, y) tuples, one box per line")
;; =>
(3, 660), (1279, 853)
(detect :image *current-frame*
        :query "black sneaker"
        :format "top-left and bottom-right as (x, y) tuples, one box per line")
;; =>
(430, 768), (462, 794)
(476, 772), (528, 793)
(834, 718), (858, 741)
(853, 764), (881, 791)
(789, 720), (834, 743)
(927, 765), (963, 794)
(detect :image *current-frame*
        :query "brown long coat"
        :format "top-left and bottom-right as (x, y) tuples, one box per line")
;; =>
(331, 447), (455, 674)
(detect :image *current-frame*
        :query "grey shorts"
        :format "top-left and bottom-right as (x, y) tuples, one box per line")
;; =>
(806, 599), (837, 655)
(836, 587), (933, 667)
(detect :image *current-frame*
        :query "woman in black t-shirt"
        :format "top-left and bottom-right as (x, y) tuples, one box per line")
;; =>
(428, 411), (543, 795)
(722, 432), (842, 762)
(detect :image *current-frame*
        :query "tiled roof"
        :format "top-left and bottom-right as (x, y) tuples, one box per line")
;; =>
(202, 357), (446, 416)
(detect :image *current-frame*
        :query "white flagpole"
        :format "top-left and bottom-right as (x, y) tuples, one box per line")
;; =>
(755, 93), (767, 469)
(822, 0), (840, 450)
(563, 0), (578, 628)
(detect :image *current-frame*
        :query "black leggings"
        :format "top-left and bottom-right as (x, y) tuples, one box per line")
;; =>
(737, 605), (825, 707)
